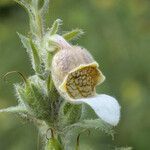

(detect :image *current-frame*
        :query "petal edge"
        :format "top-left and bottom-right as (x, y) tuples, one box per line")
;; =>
(75, 94), (121, 126)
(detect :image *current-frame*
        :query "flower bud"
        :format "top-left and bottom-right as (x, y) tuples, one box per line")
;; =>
(45, 138), (62, 150)
(51, 45), (105, 100)
(44, 34), (72, 52)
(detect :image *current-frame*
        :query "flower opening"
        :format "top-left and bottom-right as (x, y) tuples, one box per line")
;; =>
(60, 62), (105, 99)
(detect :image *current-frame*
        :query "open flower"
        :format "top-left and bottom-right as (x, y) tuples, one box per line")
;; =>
(51, 35), (121, 126)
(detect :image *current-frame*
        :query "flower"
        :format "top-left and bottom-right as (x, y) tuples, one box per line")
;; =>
(51, 35), (121, 126)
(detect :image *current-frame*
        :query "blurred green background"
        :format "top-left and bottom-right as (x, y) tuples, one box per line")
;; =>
(0, 0), (150, 149)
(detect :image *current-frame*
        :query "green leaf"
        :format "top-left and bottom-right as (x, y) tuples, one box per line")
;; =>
(50, 19), (63, 35)
(0, 105), (27, 114)
(61, 119), (114, 150)
(30, 40), (44, 74)
(18, 33), (42, 74)
(58, 102), (82, 128)
(18, 33), (34, 66)
(63, 119), (114, 136)
(16, 75), (52, 121)
(63, 29), (84, 41)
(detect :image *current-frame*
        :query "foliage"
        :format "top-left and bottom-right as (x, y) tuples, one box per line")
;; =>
(0, 0), (150, 149)
(0, 0), (116, 150)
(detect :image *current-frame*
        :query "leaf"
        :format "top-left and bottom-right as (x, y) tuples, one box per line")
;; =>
(63, 119), (114, 136)
(18, 33), (34, 65)
(15, 83), (29, 107)
(49, 19), (63, 35)
(0, 105), (27, 114)
(18, 33), (42, 74)
(61, 119), (114, 150)
(59, 102), (82, 128)
(63, 29), (84, 41)
(15, 75), (52, 121)
(30, 40), (44, 73)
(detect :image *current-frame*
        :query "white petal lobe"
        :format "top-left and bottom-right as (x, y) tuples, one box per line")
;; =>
(75, 94), (121, 126)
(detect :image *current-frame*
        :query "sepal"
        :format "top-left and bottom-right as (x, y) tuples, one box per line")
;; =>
(45, 138), (62, 150)
(49, 19), (63, 35)
(58, 102), (82, 127)
(63, 29), (84, 41)
(16, 75), (51, 121)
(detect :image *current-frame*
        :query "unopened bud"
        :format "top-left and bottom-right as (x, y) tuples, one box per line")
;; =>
(45, 138), (62, 150)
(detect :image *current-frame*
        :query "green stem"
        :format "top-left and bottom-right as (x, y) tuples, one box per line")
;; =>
(75, 134), (80, 150)
(32, 0), (43, 39)
(35, 11), (43, 38)
(75, 129), (90, 150)
(47, 75), (51, 93)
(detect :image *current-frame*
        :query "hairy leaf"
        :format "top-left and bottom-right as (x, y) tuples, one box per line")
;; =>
(49, 19), (63, 35)
(63, 119), (114, 136)
(0, 105), (27, 114)
(61, 119), (114, 150)
(18, 33), (42, 74)
(63, 29), (84, 41)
